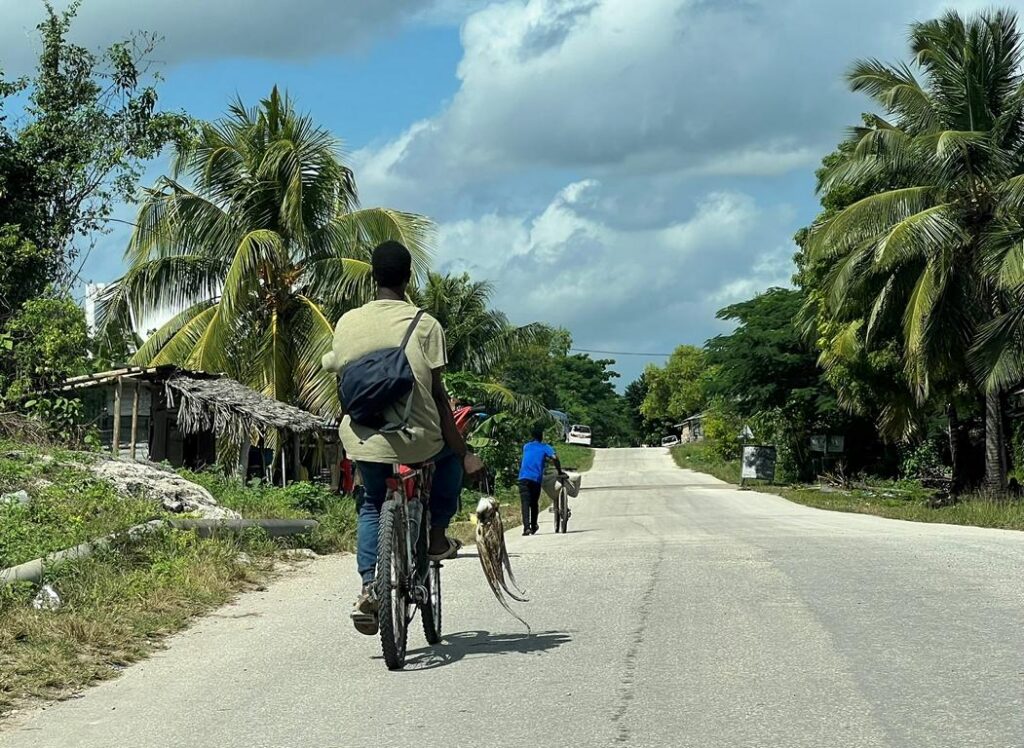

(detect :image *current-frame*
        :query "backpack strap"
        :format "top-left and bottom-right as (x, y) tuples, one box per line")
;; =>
(400, 309), (426, 350)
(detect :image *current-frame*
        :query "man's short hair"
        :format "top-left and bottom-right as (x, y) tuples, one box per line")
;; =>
(371, 241), (412, 288)
(531, 426), (545, 442)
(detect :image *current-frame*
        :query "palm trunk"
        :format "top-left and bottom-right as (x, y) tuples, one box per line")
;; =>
(948, 403), (967, 494)
(984, 389), (1007, 491)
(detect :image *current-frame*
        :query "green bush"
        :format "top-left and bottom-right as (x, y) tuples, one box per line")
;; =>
(901, 440), (946, 479)
(702, 399), (743, 460)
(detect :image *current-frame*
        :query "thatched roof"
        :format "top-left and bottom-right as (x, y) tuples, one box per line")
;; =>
(166, 375), (323, 440)
(58, 366), (325, 441)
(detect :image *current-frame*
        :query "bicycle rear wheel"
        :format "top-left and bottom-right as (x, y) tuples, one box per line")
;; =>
(416, 506), (443, 644)
(376, 501), (410, 670)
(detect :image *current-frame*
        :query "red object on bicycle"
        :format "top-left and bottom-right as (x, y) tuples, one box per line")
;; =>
(453, 405), (475, 434)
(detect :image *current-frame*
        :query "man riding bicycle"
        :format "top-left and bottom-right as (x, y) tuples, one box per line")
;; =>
(322, 240), (483, 635)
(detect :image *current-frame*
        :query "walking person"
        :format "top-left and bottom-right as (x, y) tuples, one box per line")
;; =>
(517, 425), (562, 535)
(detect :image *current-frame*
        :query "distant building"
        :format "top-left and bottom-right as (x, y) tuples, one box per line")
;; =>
(675, 413), (704, 443)
(84, 282), (107, 337)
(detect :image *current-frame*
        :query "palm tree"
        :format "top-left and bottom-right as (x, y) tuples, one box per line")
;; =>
(807, 9), (1024, 488)
(411, 272), (547, 374)
(409, 272), (551, 420)
(97, 88), (432, 417)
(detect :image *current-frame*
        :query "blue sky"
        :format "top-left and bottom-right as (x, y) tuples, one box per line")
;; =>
(0, 0), (992, 385)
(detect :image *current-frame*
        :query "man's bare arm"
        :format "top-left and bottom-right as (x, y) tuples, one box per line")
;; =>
(431, 368), (467, 457)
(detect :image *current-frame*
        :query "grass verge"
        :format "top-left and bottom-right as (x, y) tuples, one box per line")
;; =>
(671, 442), (1024, 531)
(0, 526), (278, 717)
(0, 444), (154, 568)
(557, 444), (594, 473)
(0, 450), (359, 719)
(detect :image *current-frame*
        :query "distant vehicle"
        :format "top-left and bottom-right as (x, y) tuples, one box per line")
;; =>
(566, 424), (592, 446)
(661, 435), (680, 448)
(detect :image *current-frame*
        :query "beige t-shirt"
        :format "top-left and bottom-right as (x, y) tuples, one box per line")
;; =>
(322, 300), (447, 465)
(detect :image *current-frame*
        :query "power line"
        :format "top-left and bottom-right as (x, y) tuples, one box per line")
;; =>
(570, 348), (672, 357)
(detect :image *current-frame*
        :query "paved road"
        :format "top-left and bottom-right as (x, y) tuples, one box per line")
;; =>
(3, 448), (1023, 747)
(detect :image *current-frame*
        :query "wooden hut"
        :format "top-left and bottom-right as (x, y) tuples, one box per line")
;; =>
(676, 413), (705, 443)
(57, 366), (326, 484)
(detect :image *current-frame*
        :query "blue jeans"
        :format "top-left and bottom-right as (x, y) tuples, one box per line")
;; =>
(355, 447), (463, 585)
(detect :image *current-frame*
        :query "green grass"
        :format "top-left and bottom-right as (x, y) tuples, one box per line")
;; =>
(671, 442), (740, 484)
(0, 525), (277, 716)
(671, 442), (1024, 531)
(0, 442), (155, 568)
(557, 443), (594, 473)
(0, 451), (360, 718)
(182, 471), (358, 555)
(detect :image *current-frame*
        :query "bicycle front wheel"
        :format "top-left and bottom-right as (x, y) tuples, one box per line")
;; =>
(553, 488), (561, 533)
(560, 489), (570, 533)
(376, 501), (410, 670)
(421, 560), (442, 644)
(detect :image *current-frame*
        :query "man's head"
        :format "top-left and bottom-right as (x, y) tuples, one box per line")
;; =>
(531, 426), (545, 442)
(371, 240), (412, 292)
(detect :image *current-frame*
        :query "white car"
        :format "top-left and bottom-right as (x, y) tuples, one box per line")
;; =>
(661, 435), (680, 448)
(566, 424), (592, 446)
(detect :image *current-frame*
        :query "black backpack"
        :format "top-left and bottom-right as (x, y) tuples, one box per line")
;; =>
(338, 310), (425, 432)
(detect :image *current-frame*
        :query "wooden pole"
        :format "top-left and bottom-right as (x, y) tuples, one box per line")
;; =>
(280, 441), (287, 486)
(328, 442), (341, 493)
(111, 377), (122, 457)
(236, 431), (251, 480)
(129, 382), (140, 460)
(293, 433), (302, 482)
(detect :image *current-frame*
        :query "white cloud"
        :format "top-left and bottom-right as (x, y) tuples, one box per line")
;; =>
(434, 180), (796, 381)
(349, 0), (992, 384)
(0, 0), (441, 74)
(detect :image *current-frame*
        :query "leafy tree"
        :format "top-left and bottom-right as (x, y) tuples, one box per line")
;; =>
(97, 88), (431, 416)
(640, 345), (707, 424)
(706, 289), (830, 415)
(624, 372), (664, 444)
(0, 296), (88, 402)
(705, 288), (853, 479)
(0, 228), (57, 322)
(550, 354), (633, 447)
(0, 1), (187, 291)
(805, 9), (1024, 488)
(499, 330), (634, 447)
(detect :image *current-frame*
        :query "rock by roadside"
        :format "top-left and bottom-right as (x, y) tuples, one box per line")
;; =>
(89, 459), (240, 520)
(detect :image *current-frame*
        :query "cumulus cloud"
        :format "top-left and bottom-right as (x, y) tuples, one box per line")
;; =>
(357, 0), (981, 207)
(351, 0), (993, 382)
(434, 180), (796, 380)
(0, 0), (440, 74)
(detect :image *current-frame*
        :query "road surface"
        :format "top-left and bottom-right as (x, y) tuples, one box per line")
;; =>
(2, 448), (1022, 747)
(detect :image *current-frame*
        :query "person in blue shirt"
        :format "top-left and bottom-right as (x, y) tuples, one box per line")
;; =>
(518, 426), (562, 535)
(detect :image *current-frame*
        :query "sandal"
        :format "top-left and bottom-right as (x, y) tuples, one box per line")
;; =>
(350, 587), (379, 636)
(428, 537), (462, 561)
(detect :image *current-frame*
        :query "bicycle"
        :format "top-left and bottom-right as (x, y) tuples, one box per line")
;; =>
(375, 461), (443, 670)
(552, 468), (576, 534)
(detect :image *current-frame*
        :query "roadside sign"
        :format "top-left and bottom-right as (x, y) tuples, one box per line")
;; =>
(741, 445), (776, 482)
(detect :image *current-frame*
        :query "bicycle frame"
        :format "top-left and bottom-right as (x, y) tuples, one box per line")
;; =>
(385, 462), (435, 602)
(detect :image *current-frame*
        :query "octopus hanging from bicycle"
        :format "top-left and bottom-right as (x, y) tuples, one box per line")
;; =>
(372, 405), (534, 670)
